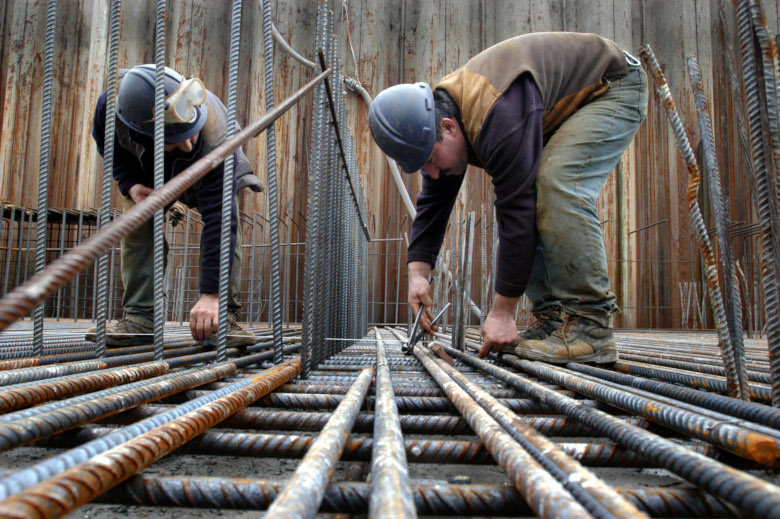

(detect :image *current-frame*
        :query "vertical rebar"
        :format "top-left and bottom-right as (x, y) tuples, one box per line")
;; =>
(32, 0), (58, 356)
(736, 0), (780, 405)
(687, 54), (749, 399)
(216, 0), (242, 363)
(152, 0), (167, 361)
(263, 0), (284, 364)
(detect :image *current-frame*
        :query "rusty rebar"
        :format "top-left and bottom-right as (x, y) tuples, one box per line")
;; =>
(640, 44), (743, 400)
(370, 329), (416, 518)
(0, 361), (301, 516)
(264, 367), (373, 519)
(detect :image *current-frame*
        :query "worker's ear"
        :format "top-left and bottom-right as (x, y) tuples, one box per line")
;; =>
(440, 117), (458, 136)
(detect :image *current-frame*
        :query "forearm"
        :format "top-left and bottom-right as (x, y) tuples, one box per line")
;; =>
(490, 293), (519, 317)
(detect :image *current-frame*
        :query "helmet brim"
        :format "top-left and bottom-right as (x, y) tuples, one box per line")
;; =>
(116, 102), (207, 144)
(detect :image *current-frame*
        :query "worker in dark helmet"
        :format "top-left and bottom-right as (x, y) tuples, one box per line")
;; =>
(369, 33), (648, 364)
(86, 64), (263, 347)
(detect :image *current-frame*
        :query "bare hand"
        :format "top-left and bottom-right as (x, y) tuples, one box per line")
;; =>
(190, 293), (219, 341)
(129, 184), (154, 204)
(408, 261), (436, 334)
(479, 294), (519, 358)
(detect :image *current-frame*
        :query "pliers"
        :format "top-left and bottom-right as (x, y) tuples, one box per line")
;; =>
(403, 302), (451, 355)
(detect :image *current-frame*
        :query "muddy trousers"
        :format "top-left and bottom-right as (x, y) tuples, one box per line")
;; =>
(525, 59), (648, 327)
(118, 194), (243, 324)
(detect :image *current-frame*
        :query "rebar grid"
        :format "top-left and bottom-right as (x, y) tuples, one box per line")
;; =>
(0, 327), (777, 518)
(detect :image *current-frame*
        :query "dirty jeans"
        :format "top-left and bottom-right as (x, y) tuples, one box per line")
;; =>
(525, 58), (648, 327)
(119, 194), (243, 324)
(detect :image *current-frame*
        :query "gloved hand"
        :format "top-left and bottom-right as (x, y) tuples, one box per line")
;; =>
(237, 172), (264, 192)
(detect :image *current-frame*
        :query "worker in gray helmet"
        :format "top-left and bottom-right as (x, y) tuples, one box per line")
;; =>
(369, 33), (648, 364)
(86, 64), (263, 347)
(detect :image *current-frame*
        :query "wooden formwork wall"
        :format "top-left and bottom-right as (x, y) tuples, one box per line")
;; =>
(0, 0), (776, 328)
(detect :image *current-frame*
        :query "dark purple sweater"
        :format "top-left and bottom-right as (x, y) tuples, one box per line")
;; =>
(407, 74), (543, 297)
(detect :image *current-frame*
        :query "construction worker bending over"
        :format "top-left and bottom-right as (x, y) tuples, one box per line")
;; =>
(86, 65), (263, 347)
(369, 33), (648, 363)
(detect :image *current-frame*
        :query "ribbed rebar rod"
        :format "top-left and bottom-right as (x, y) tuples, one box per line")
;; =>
(262, 0), (284, 364)
(445, 346), (780, 517)
(152, 0), (166, 361)
(736, 0), (780, 406)
(750, 0), (780, 174)
(619, 352), (770, 384)
(92, 477), (732, 517)
(0, 361), (169, 414)
(214, 0), (243, 362)
(370, 329), (416, 518)
(32, 0), (58, 356)
(420, 345), (644, 519)
(640, 44), (743, 400)
(94, 0), (122, 358)
(613, 360), (771, 403)
(687, 53), (748, 397)
(0, 70), (331, 334)
(410, 337), (591, 517)
(0, 362), (301, 517)
(568, 362), (780, 430)
(264, 367), (373, 519)
(45, 426), (745, 470)
(526, 362), (780, 466)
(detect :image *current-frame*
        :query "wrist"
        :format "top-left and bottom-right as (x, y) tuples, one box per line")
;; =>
(408, 261), (432, 279)
(490, 293), (519, 318)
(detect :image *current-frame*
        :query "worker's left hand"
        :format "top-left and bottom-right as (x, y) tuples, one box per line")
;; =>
(479, 294), (519, 358)
(190, 293), (219, 342)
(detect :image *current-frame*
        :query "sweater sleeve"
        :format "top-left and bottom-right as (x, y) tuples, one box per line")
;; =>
(91, 92), (147, 197)
(475, 74), (544, 297)
(407, 171), (465, 268)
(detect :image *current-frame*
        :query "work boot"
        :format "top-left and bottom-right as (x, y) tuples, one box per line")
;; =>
(516, 313), (564, 344)
(203, 320), (256, 348)
(514, 314), (617, 364)
(224, 320), (256, 348)
(85, 316), (154, 346)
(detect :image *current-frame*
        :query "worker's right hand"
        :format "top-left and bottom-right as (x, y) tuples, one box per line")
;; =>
(128, 184), (154, 204)
(408, 261), (436, 334)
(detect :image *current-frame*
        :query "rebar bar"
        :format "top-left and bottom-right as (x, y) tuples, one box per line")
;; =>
(370, 329), (416, 518)
(736, 0), (780, 406)
(264, 367), (372, 519)
(32, 0), (58, 357)
(0, 362), (301, 517)
(640, 44), (744, 400)
(443, 346), (780, 516)
(152, 0), (166, 361)
(687, 54), (748, 398)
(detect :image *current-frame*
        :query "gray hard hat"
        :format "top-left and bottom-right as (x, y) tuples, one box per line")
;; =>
(116, 65), (208, 143)
(368, 82), (435, 173)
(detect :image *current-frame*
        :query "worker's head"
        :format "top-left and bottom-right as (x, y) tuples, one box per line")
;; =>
(116, 65), (208, 144)
(369, 83), (467, 179)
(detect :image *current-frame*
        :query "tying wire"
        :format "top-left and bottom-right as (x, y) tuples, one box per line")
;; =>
(216, 0), (243, 363)
(33, 0), (58, 357)
(152, 0), (166, 361)
(262, 0), (284, 364)
(95, 0), (123, 359)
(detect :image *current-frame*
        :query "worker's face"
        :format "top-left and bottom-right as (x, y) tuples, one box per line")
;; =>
(164, 132), (199, 153)
(421, 118), (468, 179)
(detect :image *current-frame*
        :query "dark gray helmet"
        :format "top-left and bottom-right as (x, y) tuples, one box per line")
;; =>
(116, 65), (208, 143)
(368, 82), (435, 173)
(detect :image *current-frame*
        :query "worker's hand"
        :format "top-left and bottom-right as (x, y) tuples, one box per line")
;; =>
(479, 294), (519, 358)
(190, 293), (219, 342)
(129, 184), (154, 204)
(408, 261), (436, 334)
